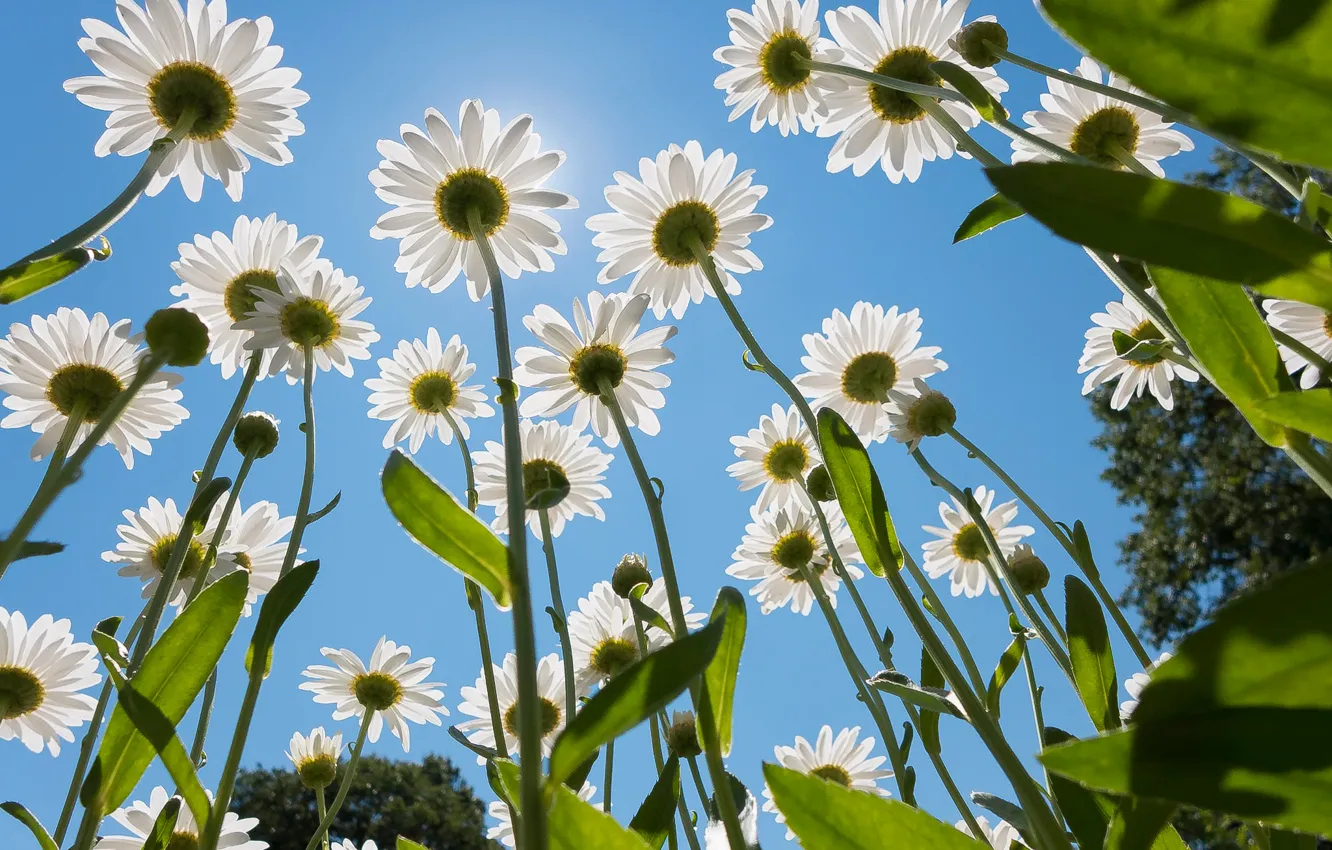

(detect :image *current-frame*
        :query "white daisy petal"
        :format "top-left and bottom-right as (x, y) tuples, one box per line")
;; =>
(1078, 287), (1197, 411)
(761, 725), (892, 840)
(727, 502), (864, 616)
(0, 609), (102, 757)
(457, 653), (578, 765)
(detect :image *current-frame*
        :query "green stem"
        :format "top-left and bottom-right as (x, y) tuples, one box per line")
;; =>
(201, 662), (266, 850)
(1106, 140), (1157, 178)
(441, 407), (480, 512)
(686, 756), (711, 823)
(69, 799), (103, 850)
(916, 97), (1007, 169)
(0, 398), (87, 581)
(315, 787), (330, 850)
(801, 58), (970, 105)
(470, 208), (543, 850)
(603, 738), (615, 815)
(635, 618), (694, 850)
(280, 345), (317, 579)
(900, 551), (989, 697)
(1021, 640), (1060, 810)
(1034, 589), (1068, 646)
(301, 709), (374, 850)
(989, 115), (1093, 165)
(1272, 327), (1332, 377)
(1286, 432), (1332, 499)
(539, 508), (578, 718)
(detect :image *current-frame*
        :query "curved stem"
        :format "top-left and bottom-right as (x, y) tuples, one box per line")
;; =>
(441, 407), (480, 511)
(800, 58), (970, 105)
(901, 551), (989, 697)
(1034, 589), (1068, 646)
(1272, 327), (1332, 377)
(280, 345), (317, 579)
(538, 509), (578, 717)
(1021, 642), (1060, 809)
(603, 738), (615, 815)
(301, 709), (374, 850)
(634, 617), (694, 850)
(0, 399), (87, 581)
(1106, 140), (1157, 178)
(201, 660), (267, 850)
(315, 787), (331, 850)
(916, 97), (1007, 168)
(990, 115), (1092, 165)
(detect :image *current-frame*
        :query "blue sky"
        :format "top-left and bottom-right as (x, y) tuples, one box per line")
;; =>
(0, 2), (1206, 846)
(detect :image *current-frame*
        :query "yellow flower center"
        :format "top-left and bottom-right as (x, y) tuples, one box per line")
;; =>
(771, 530), (818, 571)
(46, 364), (124, 422)
(591, 637), (639, 679)
(759, 30), (814, 94)
(351, 671), (403, 711)
(224, 269), (281, 324)
(811, 764), (853, 786)
(1071, 106), (1141, 167)
(165, 832), (201, 850)
(869, 46), (940, 124)
(503, 697), (562, 739)
(841, 352), (898, 404)
(764, 439), (810, 483)
(279, 298), (341, 348)
(434, 168), (510, 240)
(297, 753), (339, 789)
(652, 200), (720, 268)
(952, 523), (989, 562)
(410, 370), (458, 413)
(147, 61), (237, 140)
(0, 666), (45, 720)
(568, 343), (628, 395)
(149, 535), (209, 582)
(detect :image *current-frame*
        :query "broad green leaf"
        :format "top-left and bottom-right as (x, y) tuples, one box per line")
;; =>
(867, 671), (967, 721)
(1042, 727), (1112, 850)
(1065, 576), (1120, 732)
(1152, 266), (1288, 445)
(490, 758), (522, 813)
(448, 725), (499, 763)
(986, 633), (1025, 721)
(1, 802), (58, 850)
(816, 408), (903, 575)
(82, 570), (247, 815)
(954, 194), (1024, 243)
(13, 540), (64, 561)
(1036, 0), (1332, 170)
(763, 764), (988, 850)
(185, 476), (231, 535)
(382, 450), (511, 609)
(245, 559), (319, 676)
(1071, 521), (1098, 578)
(549, 783), (652, 850)
(918, 647), (945, 756)
(931, 61), (1007, 121)
(566, 749), (601, 793)
(970, 792), (1028, 832)
(0, 240), (110, 305)
(396, 839), (430, 850)
(306, 491), (341, 524)
(1041, 558), (1332, 834)
(701, 586), (746, 757)
(629, 586), (674, 639)
(629, 757), (680, 850)
(1267, 827), (1319, 850)
(986, 164), (1332, 311)
(548, 614), (727, 787)
(1256, 390), (1332, 442)
(140, 797), (180, 850)
(1104, 798), (1184, 850)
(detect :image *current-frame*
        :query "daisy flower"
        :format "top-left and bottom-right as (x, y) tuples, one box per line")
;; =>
(1265, 299), (1332, 390)
(237, 261), (379, 383)
(332, 842), (376, 850)
(761, 725), (892, 840)
(706, 784), (760, 850)
(212, 499), (303, 616)
(819, 0), (1008, 183)
(489, 782), (596, 847)
(566, 580), (705, 690)
(793, 302), (946, 444)
(727, 502), (864, 615)
(1011, 57), (1193, 176)
(170, 214), (326, 379)
(365, 328), (494, 453)
(884, 378), (955, 451)
(299, 637), (448, 753)
(0, 307), (188, 468)
(369, 100), (576, 299)
(1079, 289), (1198, 411)
(92, 785), (265, 850)
(587, 141), (771, 320)
(957, 815), (1021, 850)
(286, 726), (342, 789)
(102, 496), (230, 609)
(64, 0), (307, 202)
(456, 652), (575, 764)
(1121, 651), (1173, 722)
(713, 0), (847, 136)
(473, 419), (612, 540)
(728, 402), (821, 512)
(514, 292), (675, 447)
(921, 485), (1034, 598)
(0, 608), (101, 756)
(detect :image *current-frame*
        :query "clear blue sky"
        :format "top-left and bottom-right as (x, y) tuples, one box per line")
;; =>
(0, 2), (1206, 846)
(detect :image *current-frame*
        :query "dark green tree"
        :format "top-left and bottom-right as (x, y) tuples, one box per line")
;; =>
(231, 754), (495, 849)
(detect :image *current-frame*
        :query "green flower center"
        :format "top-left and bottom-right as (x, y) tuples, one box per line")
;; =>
(811, 764), (853, 787)
(652, 200), (720, 268)
(771, 530), (817, 571)
(591, 637), (639, 679)
(1071, 106), (1140, 167)
(410, 371), (458, 413)
(147, 61), (236, 141)
(1324, 313), (1332, 339)
(45, 363), (124, 422)
(297, 754), (339, 789)
(841, 352), (898, 404)
(0, 666), (45, 720)
(279, 298), (340, 348)
(503, 696), (561, 739)
(764, 439), (810, 483)
(952, 523), (989, 562)
(351, 671), (403, 711)
(165, 832), (201, 850)
(224, 269), (281, 324)
(869, 46), (940, 124)
(759, 31), (813, 94)
(523, 458), (571, 509)
(569, 343), (628, 395)
(434, 168), (510, 240)
(149, 535), (209, 582)
(906, 393), (956, 439)
(232, 552), (253, 572)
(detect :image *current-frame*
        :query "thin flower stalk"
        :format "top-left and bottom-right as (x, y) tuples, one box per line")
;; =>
(1034, 590), (1068, 646)
(299, 709), (375, 850)
(901, 550), (989, 697)
(0, 401), (86, 581)
(538, 509), (579, 715)
(280, 344), (319, 579)
(604, 738), (615, 815)
(1106, 140), (1158, 178)
(201, 625), (273, 850)
(633, 614), (697, 850)
(1271, 327), (1332, 376)
(1020, 639), (1061, 814)
(315, 788), (331, 850)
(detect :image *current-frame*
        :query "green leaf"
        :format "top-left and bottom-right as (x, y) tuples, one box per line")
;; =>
(867, 671), (968, 721)
(381, 450), (511, 609)
(1065, 576), (1120, 732)
(566, 750), (601, 793)
(1112, 330), (1172, 364)
(1071, 521), (1098, 578)
(1104, 798), (1183, 850)
(1267, 827), (1319, 850)
(629, 587), (674, 639)
(701, 586), (746, 758)
(1, 802), (58, 850)
(816, 408), (903, 576)
(986, 633), (1026, 721)
(931, 60), (1007, 121)
(185, 476), (232, 536)
(1041, 558), (1332, 834)
(970, 792), (1029, 833)
(139, 796), (180, 850)
(762, 764), (988, 850)
(13, 540), (64, 561)
(548, 614), (727, 787)
(245, 559), (319, 676)
(918, 647), (945, 756)
(954, 194), (1024, 243)
(81, 570), (248, 815)
(306, 491), (341, 524)
(448, 725), (500, 763)
(1035, 0), (1332, 170)
(0, 239), (110, 305)
(490, 758), (522, 813)
(629, 757), (681, 850)
(1042, 727), (1113, 850)
(549, 783), (652, 850)
(396, 839), (431, 850)
(1255, 389), (1332, 442)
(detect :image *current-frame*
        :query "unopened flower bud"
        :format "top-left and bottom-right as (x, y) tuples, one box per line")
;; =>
(233, 411), (280, 459)
(1009, 544), (1050, 594)
(911, 391), (956, 437)
(612, 554), (653, 599)
(665, 710), (702, 758)
(954, 20), (1008, 68)
(805, 465), (835, 502)
(144, 308), (209, 367)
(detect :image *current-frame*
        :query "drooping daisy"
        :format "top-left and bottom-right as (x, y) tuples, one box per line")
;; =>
(211, 500), (303, 616)
(1121, 651), (1173, 722)
(566, 580), (706, 690)
(587, 141), (771, 320)
(1079, 289), (1198, 411)
(884, 378), (955, 451)
(1265, 299), (1332, 390)
(170, 214), (326, 379)
(793, 302), (947, 444)
(713, 0), (847, 136)
(0, 307), (188, 468)
(286, 726), (342, 789)
(727, 502), (864, 615)
(1011, 57), (1193, 176)
(819, 1), (1008, 183)
(761, 725), (892, 840)
(488, 782), (597, 847)
(299, 637), (448, 753)
(369, 100), (577, 299)
(64, 0), (307, 202)
(102, 496), (231, 609)
(237, 261), (379, 383)
(957, 815), (1021, 850)
(456, 652), (575, 764)
(473, 419), (612, 540)
(0, 609), (101, 756)
(728, 402), (821, 512)
(365, 328), (494, 453)
(514, 292), (675, 447)
(706, 783), (761, 850)
(921, 485), (1034, 598)
(92, 785), (266, 850)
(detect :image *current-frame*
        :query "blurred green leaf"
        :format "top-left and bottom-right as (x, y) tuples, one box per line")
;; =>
(1, 802), (58, 850)
(139, 796), (180, 850)
(629, 757), (680, 850)
(245, 559), (319, 677)
(919, 647), (945, 756)
(1066, 576), (1120, 732)
(868, 671), (967, 720)
(701, 587), (746, 758)
(0, 239), (109, 305)
(1042, 727), (1113, 850)
(954, 194), (1024, 243)
(932, 60), (1007, 121)
(396, 839), (430, 850)
(566, 750), (601, 793)
(986, 633), (1026, 721)
(1255, 389), (1332, 442)
(490, 758), (522, 813)
(816, 408), (903, 576)
(1104, 798), (1184, 850)
(549, 783), (652, 849)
